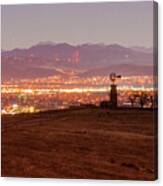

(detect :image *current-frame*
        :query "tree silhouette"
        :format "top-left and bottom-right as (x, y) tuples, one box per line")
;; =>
(149, 95), (154, 108)
(139, 93), (149, 108)
(128, 94), (137, 107)
(128, 92), (157, 109)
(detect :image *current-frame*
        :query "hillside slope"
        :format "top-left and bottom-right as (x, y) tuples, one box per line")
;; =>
(1, 108), (157, 180)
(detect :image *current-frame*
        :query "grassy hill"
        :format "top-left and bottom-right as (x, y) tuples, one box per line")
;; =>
(1, 108), (157, 180)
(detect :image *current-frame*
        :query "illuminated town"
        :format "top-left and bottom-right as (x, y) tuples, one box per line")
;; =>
(1, 74), (155, 115)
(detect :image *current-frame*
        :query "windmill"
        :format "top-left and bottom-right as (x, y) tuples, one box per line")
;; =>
(109, 73), (121, 108)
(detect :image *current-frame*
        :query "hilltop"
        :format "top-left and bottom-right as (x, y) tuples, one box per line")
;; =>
(1, 107), (157, 180)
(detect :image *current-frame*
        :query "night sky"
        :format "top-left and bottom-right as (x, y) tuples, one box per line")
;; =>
(2, 1), (154, 50)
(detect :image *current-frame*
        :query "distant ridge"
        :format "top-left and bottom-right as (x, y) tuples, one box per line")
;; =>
(2, 43), (154, 81)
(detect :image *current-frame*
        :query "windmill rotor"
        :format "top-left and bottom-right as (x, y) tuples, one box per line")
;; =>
(110, 72), (121, 84)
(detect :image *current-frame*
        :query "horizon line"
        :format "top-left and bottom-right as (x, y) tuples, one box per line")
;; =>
(2, 41), (153, 52)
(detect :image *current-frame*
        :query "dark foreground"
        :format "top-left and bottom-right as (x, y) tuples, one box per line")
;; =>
(1, 108), (157, 180)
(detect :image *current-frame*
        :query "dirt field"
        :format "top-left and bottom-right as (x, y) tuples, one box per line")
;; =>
(1, 108), (157, 180)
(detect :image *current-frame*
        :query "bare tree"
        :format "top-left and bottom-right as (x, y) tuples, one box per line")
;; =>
(139, 93), (148, 108)
(149, 95), (154, 108)
(128, 95), (137, 107)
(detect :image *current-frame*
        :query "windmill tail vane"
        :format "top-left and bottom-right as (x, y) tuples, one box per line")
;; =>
(110, 73), (122, 84)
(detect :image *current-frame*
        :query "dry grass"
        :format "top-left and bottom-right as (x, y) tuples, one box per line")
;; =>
(1, 108), (157, 180)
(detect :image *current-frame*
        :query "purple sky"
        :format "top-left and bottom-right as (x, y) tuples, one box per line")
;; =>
(2, 1), (154, 50)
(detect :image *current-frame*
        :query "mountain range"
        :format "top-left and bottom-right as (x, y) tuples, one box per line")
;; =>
(2, 43), (154, 81)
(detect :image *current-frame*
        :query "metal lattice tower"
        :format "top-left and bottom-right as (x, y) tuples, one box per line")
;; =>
(109, 73), (121, 108)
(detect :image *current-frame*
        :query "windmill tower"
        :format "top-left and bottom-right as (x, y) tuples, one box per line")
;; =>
(109, 73), (121, 108)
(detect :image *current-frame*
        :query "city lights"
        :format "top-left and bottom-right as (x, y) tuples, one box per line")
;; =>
(1, 75), (155, 115)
